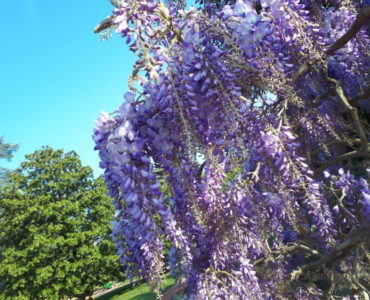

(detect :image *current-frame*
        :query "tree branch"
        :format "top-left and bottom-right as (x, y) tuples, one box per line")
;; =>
(94, 15), (115, 34)
(292, 62), (310, 83)
(109, 0), (122, 8)
(292, 6), (370, 82)
(337, 189), (357, 225)
(311, 138), (362, 156)
(291, 227), (370, 281)
(253, 243), (322, 267)
(326, 6), (370, 55)
(321, 72), (369, 149)
(315, 148), (370, 174)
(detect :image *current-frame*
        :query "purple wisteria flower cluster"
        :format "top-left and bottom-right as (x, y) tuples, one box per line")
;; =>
(94, 0), (370, 298)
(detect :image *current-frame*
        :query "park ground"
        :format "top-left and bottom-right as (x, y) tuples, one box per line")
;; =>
(95, 274), (180, 300)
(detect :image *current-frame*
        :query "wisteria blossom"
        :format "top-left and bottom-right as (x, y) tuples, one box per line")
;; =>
(94, 0), (370, 298)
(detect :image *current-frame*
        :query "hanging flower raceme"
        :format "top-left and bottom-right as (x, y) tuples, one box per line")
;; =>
(94, 0), (370, 298)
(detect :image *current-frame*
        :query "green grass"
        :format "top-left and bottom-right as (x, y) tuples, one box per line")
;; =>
(97, 274), (175, 300)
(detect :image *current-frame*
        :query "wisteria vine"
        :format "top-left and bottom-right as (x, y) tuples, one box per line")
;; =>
(94, 0), (370, 298)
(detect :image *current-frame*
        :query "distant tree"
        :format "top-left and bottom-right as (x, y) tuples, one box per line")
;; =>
(0, 137), (19, 187)
(0, 147), (124, 300)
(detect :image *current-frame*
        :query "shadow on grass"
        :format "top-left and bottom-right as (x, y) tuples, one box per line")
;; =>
(124, 292), (157, 300)
(97, 275), (175, 300)
(97, 284), (136, 300)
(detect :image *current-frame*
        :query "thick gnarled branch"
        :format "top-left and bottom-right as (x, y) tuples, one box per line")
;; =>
(315, 148), (370, 174)
(326, 6), (370, 55)
(291, 227), (370, 281)
(293, 6), (370, 83)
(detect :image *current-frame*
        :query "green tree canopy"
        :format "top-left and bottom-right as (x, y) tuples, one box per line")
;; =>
(0, 137), (19, 187)
(0, 137), (18, 161)
(0, 147), (123, 299)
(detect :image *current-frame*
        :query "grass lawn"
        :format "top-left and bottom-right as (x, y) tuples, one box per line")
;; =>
(96, 274), (176, 300)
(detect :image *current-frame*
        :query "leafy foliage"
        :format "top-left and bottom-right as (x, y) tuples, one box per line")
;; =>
(0, 137), (19, 187)
(0, 137), (18, 161)
(94, 0), (370, 298)
(0, 147), (124, 299)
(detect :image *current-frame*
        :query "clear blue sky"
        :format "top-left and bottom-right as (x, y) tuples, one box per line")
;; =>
(0, 0), (136, 175)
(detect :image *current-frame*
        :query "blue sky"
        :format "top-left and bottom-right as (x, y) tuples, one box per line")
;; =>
(0, 0), (136, 175)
